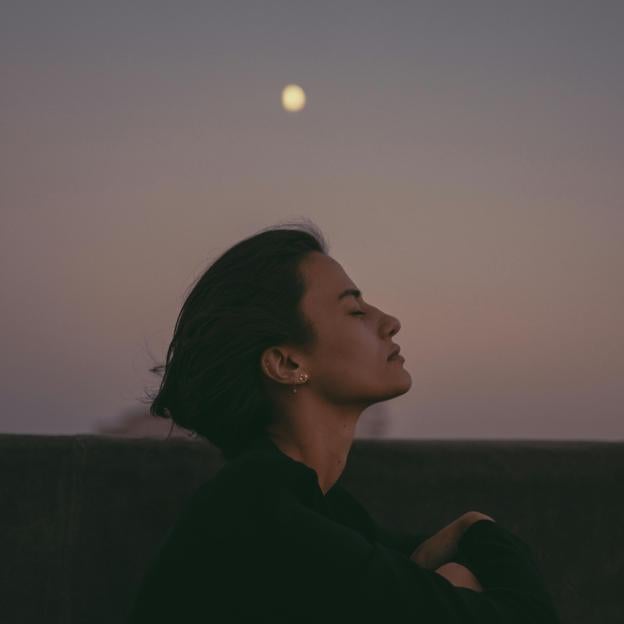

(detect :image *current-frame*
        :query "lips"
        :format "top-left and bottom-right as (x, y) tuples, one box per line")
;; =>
(387, 346), (401, 360)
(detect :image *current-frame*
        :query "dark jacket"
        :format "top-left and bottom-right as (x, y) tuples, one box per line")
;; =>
(126, 434), (560, 623)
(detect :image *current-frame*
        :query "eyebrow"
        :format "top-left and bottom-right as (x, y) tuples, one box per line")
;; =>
(337, 288), (362, 302)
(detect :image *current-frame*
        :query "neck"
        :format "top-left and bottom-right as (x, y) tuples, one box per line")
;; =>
(266, 400), (361, 495)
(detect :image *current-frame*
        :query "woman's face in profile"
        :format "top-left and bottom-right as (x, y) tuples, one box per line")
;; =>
(297, 251), (412, 408)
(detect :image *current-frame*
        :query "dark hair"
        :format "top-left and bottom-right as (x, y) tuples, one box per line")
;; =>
(142, 218), (329, 460)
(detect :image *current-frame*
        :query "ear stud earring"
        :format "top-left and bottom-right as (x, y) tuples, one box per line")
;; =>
(291, 372), (309, 394)
(264, 360), (309, 394)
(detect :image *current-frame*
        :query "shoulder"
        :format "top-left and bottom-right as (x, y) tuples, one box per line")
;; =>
(184, 451), (300, 525)
(129, 453), (307, 619)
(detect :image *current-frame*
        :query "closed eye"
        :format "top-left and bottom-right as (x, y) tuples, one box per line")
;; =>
(350, 311), (366, 316)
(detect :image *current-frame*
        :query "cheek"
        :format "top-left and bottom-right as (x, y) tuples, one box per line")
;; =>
(341, 332), (377, 362)
(342, 337), (384, 372)
(318, 341), (365, 378)
(318, 323), (379, 370)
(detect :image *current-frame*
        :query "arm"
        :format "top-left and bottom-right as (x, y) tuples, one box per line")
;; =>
(410, 511), (495, 570)
(327, 483), (489, 566)
(257, 491), (561, 623)
(426, 513), (495, 591)
(435, 562), (484, 592)
(326, 482), (433, 556)
(374, 522), (434, 557)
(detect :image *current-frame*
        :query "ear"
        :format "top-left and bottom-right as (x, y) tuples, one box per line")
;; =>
(260, 347), (300, 385)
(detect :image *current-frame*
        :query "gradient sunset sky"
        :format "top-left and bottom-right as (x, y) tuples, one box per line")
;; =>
(2, 1), (622, 439)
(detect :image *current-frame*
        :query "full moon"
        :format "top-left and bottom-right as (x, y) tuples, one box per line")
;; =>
(281, 84), (306, 112)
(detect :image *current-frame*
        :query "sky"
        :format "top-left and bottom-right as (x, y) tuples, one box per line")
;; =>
(1, 1), (622, 440)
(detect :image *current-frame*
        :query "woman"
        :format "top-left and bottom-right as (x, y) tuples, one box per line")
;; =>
(127, 220), (560, 623)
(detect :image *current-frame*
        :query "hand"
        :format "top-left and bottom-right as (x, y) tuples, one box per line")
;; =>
(463, 511), (496, 525)
(409, 514), (467, 570)
(434, 562), (484, 592)
(409, 511), (495, 571)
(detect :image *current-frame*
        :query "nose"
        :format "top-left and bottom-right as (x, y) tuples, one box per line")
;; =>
(387, 314), (401, 338)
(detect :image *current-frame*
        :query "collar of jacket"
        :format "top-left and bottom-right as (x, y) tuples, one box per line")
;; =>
(233, 434), (382, 543)
(237, 432), (344, 508)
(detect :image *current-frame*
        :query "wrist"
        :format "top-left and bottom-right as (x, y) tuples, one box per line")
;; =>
(411, 516), (467, 570)
(461, 512), (496, 529)
(435, 562), (484, 592)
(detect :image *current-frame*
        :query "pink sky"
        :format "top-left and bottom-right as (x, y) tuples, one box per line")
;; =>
(1, 2), (622, 439)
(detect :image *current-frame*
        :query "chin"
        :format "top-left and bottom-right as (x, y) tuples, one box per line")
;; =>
(394, 380), (412, 397)
(391, 369), (412, 396)
(378, 371), (412, 402)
